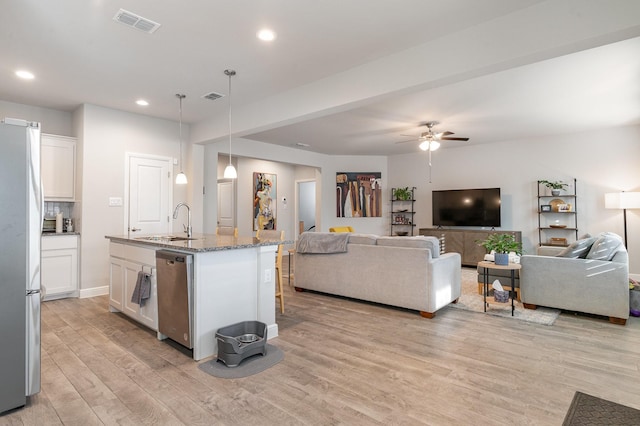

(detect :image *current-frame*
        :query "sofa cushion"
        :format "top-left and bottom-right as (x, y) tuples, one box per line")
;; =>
(375, 236), (440, 258)
(556, 236), (597, 259)
(348, 233), (377, 245)
(586, 232), (624, 261)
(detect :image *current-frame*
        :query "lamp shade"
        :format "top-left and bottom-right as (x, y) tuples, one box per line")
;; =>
(605, 192), (640, 209)
(223, 164), (237, 179)
(175, 172), (188, 185)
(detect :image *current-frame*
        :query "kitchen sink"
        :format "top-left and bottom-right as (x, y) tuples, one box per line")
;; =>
(135, 235), (199, 242)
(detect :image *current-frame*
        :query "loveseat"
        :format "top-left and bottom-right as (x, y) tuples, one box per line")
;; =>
(520, 232), (629, 324)
(294, 232), (461, 318)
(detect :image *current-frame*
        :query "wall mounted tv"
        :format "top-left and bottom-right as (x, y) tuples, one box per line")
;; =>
(432, 188), (501, 227)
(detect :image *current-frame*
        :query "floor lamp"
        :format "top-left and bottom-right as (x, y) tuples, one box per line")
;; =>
(605, 191), (640, 247)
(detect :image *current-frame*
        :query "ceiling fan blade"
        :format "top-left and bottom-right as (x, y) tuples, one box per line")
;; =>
(440, 131), (454, 136)
(394, 139), (416, 144)
(441, 137), (469, 141)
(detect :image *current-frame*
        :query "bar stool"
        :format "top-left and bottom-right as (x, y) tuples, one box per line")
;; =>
(256, 229), (285, 313)
(216, 226), (238, 237)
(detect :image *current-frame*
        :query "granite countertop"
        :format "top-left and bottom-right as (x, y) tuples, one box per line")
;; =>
(105, 233), (292, 253)
(42, 232), (80, 237)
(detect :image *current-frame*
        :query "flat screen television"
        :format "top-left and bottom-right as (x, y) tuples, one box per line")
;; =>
(432, 188), (501, 227)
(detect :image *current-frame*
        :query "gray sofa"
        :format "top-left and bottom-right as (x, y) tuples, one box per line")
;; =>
(520, 232), (629, 324)
(294, 232), (461, 318)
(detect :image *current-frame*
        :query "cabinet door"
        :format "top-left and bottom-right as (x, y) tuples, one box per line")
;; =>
(42, 248), (78, 299)
(109, 257), (124, 311)
(41, 134), (76, 201)
(122, 261), (158, 331)
(123, 261), (142, 319)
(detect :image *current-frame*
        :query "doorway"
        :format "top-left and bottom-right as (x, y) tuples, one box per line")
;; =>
(297, 180), (316, 237)
(217, 179), (236, 229)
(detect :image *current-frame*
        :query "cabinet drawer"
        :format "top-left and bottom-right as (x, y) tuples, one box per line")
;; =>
(42, 235), (78, 251)
(124, 245), (157, 266)
(110, 242), (125, 258)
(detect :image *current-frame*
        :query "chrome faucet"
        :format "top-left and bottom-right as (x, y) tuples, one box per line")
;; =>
(173, 202), (192, 237)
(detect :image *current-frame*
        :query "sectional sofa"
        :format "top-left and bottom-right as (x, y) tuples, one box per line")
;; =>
(294, 232), (461, 318)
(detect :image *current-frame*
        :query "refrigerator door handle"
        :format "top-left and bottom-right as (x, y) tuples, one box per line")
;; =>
(27, 289), (41, 295)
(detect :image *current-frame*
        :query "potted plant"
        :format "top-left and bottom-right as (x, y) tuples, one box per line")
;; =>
(393, 187), (412, 201)
(539, 180), (569, 196)
(477, 233), (522, 265)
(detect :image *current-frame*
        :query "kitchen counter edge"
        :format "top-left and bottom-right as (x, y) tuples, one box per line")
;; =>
(105, 234), (291, 253)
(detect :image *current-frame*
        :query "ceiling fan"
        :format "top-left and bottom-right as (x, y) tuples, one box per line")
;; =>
(395, 121), (470, 183)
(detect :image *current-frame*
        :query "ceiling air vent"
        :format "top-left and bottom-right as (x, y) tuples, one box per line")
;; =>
(113, 9), (161, 34)
(202, 91), (225, 101)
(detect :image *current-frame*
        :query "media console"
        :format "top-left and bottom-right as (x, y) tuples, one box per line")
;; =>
(418, 228), (522, 267)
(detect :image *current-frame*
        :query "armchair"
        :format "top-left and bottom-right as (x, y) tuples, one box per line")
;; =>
(520, 233), (629, 324)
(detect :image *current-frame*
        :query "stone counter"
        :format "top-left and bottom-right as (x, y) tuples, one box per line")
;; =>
(105, 233), (290, 252)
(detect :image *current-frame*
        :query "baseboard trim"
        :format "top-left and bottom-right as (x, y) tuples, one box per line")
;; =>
(80, 286), (109, 299)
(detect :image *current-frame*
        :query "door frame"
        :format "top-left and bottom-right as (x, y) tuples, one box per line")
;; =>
(217, 178), (236, 229)
(123, 152), (173, 235)
(295, 178), (317, 239)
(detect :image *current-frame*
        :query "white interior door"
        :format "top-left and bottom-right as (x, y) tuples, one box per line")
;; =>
(217, 180), (235, 228)
(127, 155), (172, 235)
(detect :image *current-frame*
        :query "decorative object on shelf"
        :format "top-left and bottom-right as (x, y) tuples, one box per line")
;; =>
(604, 191), (640, 247)
(549, 198), (565, 212)
(477, 233), (522, 266)
(393, 187), (412, 201)
(395, 231), (409, 236)
(253, 172), (276, 230)
(223, 69), (238, 179)
(175, 94), (188, 184)
(336, 172), (382, 217)
(549, 237), (568, 246)
(539, 180), (569, 196)
(540, 205), (552, 212)
(550, 224), (567, 229)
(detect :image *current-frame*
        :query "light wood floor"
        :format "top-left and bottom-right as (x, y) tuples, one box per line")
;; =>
(3, 266), (640, 425)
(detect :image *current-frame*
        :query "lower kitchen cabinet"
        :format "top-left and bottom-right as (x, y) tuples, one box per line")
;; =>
(42, 234), (78, 300)
(109, 242), (158, 331)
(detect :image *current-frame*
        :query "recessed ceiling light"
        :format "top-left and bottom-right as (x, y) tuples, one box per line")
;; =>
(16, 70), (35, 80)
(257, 29), (276, 41)
(136, 99), (149, 106)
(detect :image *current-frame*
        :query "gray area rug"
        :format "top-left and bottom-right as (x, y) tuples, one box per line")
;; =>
(563, 391), (640, 425)
(198, 343), (284, 379)
(448, 268), (560, 325)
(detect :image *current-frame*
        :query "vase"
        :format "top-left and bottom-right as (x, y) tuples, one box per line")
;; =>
(551, 190), (560, 196)
(494, 252), (509, 265)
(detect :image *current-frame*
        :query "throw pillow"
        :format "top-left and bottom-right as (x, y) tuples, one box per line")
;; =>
(556, 236), (597, 259)
(586, 232), (624, 261)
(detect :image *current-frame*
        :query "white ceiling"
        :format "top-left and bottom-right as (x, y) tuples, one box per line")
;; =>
(2, 0), (640, 155)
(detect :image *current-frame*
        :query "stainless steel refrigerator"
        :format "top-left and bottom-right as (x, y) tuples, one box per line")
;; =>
(0, 118), (41, 414)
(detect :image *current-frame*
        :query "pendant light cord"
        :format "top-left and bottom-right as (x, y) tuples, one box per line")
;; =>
(179, 95), (183, 168)
(225, 69), (236, 166)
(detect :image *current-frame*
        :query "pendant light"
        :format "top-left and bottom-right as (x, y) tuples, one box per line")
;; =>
(175, 93), (188, 184)
(223, 69), (238, 179)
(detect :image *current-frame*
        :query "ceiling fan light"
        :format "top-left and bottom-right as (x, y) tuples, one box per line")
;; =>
(419, 141), (429, 151)
(430, 141), (441, 151)
(175, 171), (188, 184)
(224, 164), (237, 179)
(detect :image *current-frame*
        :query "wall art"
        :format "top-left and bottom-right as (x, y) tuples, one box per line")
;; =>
(336, 172), (382, 217)
(253, 172), (277, 230)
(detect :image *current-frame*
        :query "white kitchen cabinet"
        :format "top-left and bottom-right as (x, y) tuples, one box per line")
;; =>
(109, 242), (158, 331)
(41, 134), (76, 201)
(41, 235), (78, 300)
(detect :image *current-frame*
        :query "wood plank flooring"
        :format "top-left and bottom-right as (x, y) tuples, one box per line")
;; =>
(2, 266), (640, 425)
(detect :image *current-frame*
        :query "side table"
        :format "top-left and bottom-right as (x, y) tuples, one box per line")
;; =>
(477, 261), (521, 316)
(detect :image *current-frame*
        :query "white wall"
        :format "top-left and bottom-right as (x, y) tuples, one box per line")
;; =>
(77, 104), (189, 292)
(203, 139), (389, 238)
(389, 124), (640, 274)
(0, 100), (73, 135)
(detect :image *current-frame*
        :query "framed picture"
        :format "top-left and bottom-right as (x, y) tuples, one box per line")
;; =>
(540, 205), (552, 212)
(253, 172), (276, 230)
(336, 172), (382, 217)
(558, 204), (570, 212)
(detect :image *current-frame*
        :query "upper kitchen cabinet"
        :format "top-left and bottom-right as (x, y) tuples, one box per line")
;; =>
(41, 134), (76, 201)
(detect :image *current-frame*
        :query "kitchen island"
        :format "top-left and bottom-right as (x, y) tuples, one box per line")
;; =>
(105, 233), (286, 361)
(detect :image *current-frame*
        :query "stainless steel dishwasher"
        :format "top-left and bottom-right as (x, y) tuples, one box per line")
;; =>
(156, 250), (194, 349)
